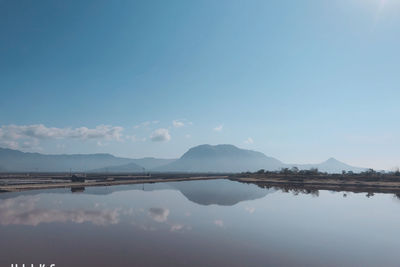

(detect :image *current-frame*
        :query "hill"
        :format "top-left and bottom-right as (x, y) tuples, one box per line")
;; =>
(88, 162), (144, 173)
(156, 144), (285, 172)
(88, 158), (176, 172)
(291, 157), (366, 173)
(130, 158), (176, 170)
(0, 148), (134, 172)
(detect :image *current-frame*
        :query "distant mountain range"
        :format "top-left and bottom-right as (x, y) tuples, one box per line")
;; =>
(288, 157), (366, 173)
(0, 145), (366, 173)
(88, 162), (144, 173)
(0, 148), (174, 172)
(130, 158), (176, 169)
(88, 158), (176, 173)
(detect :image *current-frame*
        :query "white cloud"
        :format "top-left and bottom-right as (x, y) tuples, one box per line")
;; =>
(169, 224), (192, 232)
(148, 208), (169, 222)
(172, 120), (184, 128)
(0, 124), (123, 141)
(134, 121), (150, 129)
(185, 134), (191, 139)
(134, 121), (159, 129)
(21, 139), (41, 150)
(244, 137), (254, 144)
(170, 224), (184, 232)
(0, 124), (124, 149)
(127, 135), (146, 142)
(0, 196), (120, 226)
(0, 140), (19, 149)
(96, 141), (108, 147)
(214, 125), (223, 132)
(172, 119), (193, 128)
(150, 128), (171, 142)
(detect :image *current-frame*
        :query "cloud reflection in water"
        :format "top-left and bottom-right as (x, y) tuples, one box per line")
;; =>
(148, 207), (170, 223)
(0, 196), (120, 226)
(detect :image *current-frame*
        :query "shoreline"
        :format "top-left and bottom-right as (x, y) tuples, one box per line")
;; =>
(3, 174), (400, 195)
(232, 176), (400, 195)
(0, 176), (227, 193)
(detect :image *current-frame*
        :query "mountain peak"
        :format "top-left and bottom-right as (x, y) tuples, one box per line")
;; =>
(325, 157), (339, 163)
(187, 144), (240, 151)
(181, 144), (266, 160)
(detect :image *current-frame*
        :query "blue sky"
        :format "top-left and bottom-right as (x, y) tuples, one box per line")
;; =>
(1, 0), (400, 169)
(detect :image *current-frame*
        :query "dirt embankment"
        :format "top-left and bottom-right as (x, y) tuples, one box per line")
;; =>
(232, 175), (400, 194)
(0, 175), (227, 193)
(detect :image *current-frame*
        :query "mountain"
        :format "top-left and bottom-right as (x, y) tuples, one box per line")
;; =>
(88, 158), (176, 172)
(0, 148), (134, 172)
(156, 144), (285, 173)
(88, 162), (144, 173)
(0, 146), (366, 173)
(291, 157), (366, 173)
(130, 158), (176, 170)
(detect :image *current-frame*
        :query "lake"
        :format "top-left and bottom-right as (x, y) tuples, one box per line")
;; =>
(1, 179), (400, 267)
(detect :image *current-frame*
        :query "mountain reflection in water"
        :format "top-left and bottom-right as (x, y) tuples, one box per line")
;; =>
(1, 179), (400, 267)
(0, 179), (273, 206)
(0, 179), (270, 228)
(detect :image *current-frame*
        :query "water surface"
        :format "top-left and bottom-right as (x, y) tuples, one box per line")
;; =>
(0, 179), (399, 267)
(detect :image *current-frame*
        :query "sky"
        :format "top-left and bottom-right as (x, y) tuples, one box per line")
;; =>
(1, 0), (400, 170)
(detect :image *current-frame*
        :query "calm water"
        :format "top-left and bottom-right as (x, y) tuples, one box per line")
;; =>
(1, 179), (400, 267)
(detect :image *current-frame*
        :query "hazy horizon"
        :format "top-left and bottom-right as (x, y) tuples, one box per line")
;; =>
(1, 0), (400, 170)
(0, 144), (372, 173)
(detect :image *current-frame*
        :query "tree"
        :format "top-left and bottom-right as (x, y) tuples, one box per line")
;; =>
(291, 167), (299, 173)
(310, 168), (319, 175)
(280, 168), (291, 175)
(362, 168), (376, 176)
(256, 169), (265, 174)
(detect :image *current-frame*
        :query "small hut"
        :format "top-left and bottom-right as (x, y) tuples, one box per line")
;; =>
(70, 174), (85, 182)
